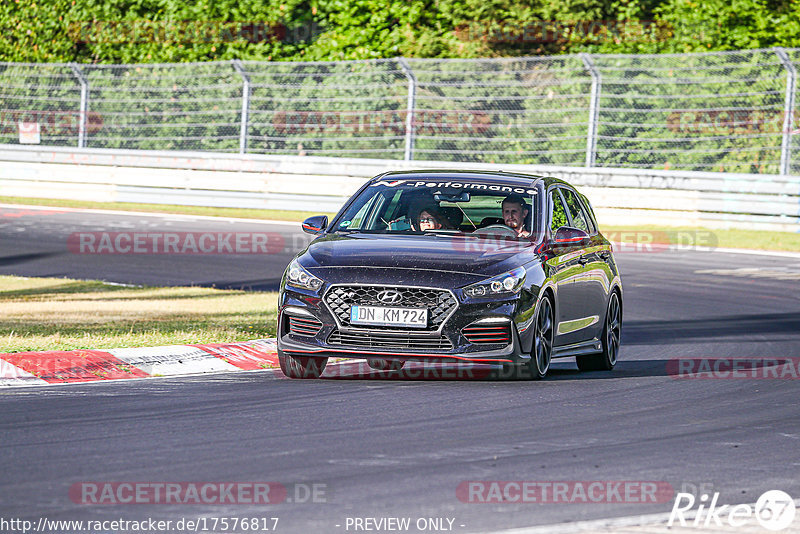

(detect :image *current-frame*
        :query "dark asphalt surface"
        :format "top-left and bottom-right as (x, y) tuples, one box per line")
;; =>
(0, 205), (311, 290)
(2, 205), (800, 533)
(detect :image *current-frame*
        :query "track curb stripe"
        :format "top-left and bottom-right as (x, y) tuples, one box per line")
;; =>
(0, 349), (149, 384)
(0, 338), (278, 387)
(190, 339), (280, 371)
(0, 358), (50, 386)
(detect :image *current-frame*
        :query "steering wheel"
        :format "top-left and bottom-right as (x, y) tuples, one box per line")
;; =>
(472, 224), (518, 238)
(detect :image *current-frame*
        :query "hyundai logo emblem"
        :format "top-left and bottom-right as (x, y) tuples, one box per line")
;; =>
(377, 290), (403, 304)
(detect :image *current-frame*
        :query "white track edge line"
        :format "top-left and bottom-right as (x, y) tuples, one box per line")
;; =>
(482, 498), (800, 534)
(0, 203), (301, 227)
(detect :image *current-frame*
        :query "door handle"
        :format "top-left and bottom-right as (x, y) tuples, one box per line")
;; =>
(578, 256), (589, 265)
(599, 251), (610, 260)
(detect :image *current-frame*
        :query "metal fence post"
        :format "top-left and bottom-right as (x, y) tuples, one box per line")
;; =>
(70, 64), (88, 148)
(580, 53), (601, 168)
(774, 48), (797, 176)
(232, 60), (251, 154)
(398, 57), (416, 161)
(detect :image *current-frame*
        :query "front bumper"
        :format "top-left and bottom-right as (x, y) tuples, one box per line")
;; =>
(277, 286), (533, 365)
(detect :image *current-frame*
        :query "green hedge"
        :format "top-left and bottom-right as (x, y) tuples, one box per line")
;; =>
(3, 0), (800, 64)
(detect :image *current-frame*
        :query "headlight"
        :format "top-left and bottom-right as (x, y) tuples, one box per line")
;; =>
(285, 259), (323, 291)
(463, 266), (526, 298)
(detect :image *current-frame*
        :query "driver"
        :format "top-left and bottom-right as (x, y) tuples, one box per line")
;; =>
(502, 194), (531, 238)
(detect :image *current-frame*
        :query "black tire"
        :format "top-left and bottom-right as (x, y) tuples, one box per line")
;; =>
(577, 291), (621, 372)
(529, 295), (555, 379)
(503, 295), (554, 380)
(366, 359), (405, 371)
(278, 352), (328, 379)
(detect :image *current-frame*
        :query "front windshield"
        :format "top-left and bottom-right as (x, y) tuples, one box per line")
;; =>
(332, 178), (544, 241)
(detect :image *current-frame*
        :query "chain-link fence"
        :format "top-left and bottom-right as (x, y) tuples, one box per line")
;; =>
(1, 48), (798, 174)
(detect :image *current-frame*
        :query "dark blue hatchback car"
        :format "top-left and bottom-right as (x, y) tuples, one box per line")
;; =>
(277, 170), (622, 379)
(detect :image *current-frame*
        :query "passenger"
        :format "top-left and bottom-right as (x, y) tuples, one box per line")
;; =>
(502, 194), (531, 238)
(412, 204), (447, 231)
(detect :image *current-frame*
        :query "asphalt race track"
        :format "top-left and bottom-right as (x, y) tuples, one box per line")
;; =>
(1, 204), (800, 533)
(0, 205), (309, 290)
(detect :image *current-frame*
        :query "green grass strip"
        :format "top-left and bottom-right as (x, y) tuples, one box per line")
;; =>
(0, 275), (279, 354)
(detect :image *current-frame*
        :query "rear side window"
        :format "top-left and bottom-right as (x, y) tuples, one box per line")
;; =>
(550, 190), (569, 233)
(580, 194), (599, 232)
(561, 188), (594, 234)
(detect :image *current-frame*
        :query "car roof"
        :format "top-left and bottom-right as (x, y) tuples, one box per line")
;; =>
(375, 169), (552, 188)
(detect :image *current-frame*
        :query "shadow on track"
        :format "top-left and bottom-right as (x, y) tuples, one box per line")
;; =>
(317, 359), (676, 381)
(204, 278), (282, 291)
(622, 312), (800, 345)
(0, 251), (64, 267)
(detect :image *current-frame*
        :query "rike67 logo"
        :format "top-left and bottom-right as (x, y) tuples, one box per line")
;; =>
(669, 490), (796, 531)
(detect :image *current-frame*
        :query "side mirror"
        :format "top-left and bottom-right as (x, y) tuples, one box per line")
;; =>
(553, 226), (590, 244)
(302, 215), (328, 235)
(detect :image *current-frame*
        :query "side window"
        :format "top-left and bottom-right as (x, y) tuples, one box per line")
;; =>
(561, 188), (591, 234)
(550, 190), (568, 233)
(346, 192), (383, 229)
(346, 201), (371, 229)
(579, 195), (599, 234)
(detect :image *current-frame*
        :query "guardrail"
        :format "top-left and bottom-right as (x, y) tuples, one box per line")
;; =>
(0, 144), (798, 232)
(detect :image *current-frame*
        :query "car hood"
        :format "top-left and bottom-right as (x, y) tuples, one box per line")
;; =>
(301, 233), (539, 277)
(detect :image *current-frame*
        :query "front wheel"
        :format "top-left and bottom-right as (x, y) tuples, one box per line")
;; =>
(577, 291), (620, 372)
(503, 295), (554, 380)
(278, 352), (328, 379)
(529, 296), (555, 379)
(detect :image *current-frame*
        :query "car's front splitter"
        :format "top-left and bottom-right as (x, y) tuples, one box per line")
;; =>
(277, 325), (528, 366)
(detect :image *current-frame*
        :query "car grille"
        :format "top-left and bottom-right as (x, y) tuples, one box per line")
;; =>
(327, 329), (454, 351)
(287, 315), (323, 337)
(324, 285), (457, 331)
(463, 322), (512, 344)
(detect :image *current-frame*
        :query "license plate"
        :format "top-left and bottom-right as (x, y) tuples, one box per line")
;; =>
(350, 305), (428, 328)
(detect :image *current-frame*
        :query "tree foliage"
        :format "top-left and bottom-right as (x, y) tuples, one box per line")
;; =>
(2, 0), (799, 63)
